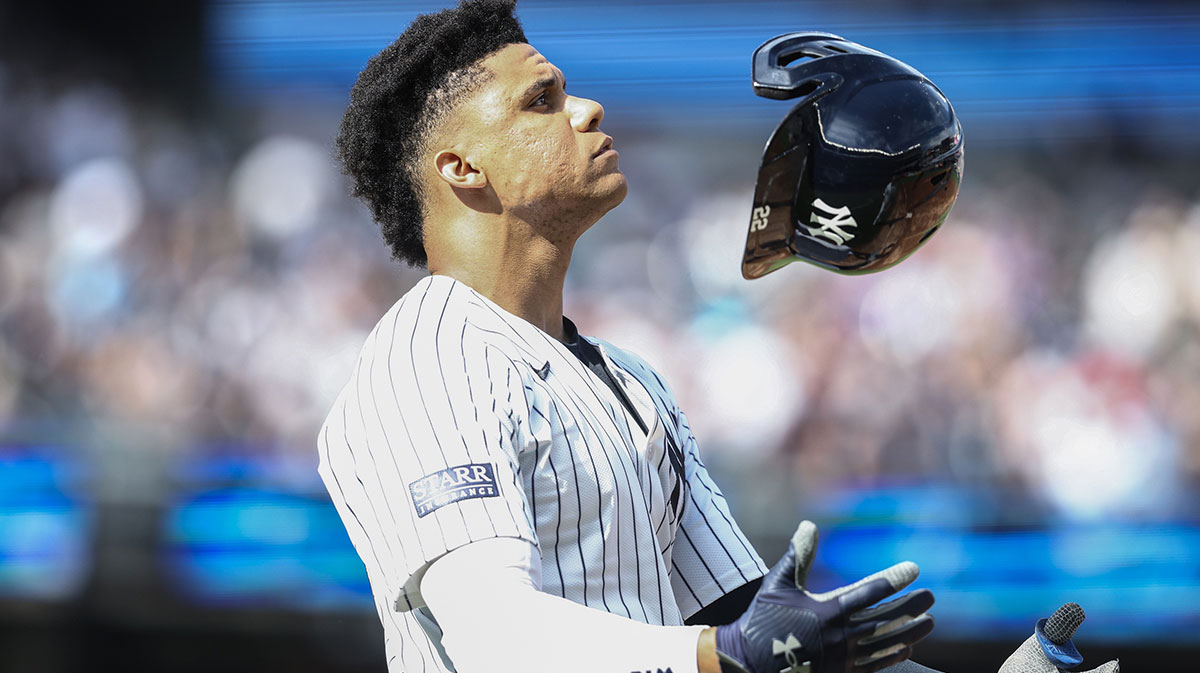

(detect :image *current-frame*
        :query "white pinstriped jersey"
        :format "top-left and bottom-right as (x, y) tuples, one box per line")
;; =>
(317, 274), (767, 672)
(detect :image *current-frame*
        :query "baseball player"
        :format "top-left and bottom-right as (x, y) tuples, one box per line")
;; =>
(317, 1), (930, 671)
(316, 2), (1116, 673)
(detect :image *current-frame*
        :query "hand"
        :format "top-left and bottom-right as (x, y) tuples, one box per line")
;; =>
(999, 603), (1119, 673)
(715, 520), (935, 673)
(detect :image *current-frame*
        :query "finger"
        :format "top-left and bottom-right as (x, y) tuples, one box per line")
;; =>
(855, 614), (935, 654)
(1044, 602), (1086, 643)
(814, 561), (920, 611)
(788, 520), (819, 588)
(853, 644), (912, 673)
(764, 521), (820, 593)
(850, 588), (935, 624)
(1083, 661), (1119, 673)
(828, 575), (906, 618)
(848, 608), (929, 644)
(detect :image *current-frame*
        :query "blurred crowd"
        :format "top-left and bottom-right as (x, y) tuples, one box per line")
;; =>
(2, 64), (1199, 529)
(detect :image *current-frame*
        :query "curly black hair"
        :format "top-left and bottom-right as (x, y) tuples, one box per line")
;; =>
(335, 0), (527, 268)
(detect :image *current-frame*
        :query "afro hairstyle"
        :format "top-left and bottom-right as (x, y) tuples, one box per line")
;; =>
(335, 0), (527, 268)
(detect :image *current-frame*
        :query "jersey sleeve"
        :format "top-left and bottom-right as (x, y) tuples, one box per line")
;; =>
(668, 406), (769, 620)
(317, 300), (538, 614)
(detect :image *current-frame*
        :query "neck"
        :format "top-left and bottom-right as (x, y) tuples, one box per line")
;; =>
(427, 212), (578, 343)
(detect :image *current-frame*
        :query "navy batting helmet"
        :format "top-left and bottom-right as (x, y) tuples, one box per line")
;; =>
(742, 32), (964, 279)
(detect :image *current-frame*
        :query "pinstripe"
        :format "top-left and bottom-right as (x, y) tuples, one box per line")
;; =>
(535, 402), (569, 595)
(465, 299), (542, 362)
(321, 423), (419, 671)
(397, 607), (429, 673)
(320, 425), (384, 589)
(518, 379), (543, 565)
(678, 519), (725, 591)
(472, 304), (638, 455)
(539, 354), (655, 622)
(353, 343), (411, 583)
(387, 293), (450, 551)
(384, 593), (427, 673)
(493, 323), (624, 610)
(642, 382), (688, 524)
(520, 357), (617, 613)
(661, 535), (675, 558)
(483, 346), (531, 536)
(555, 374), (633, 619)
(456, 317), (500, 538)
(593, 432), (632, 619)
(517, 319), (668, 623)
(670, 555), (703, 606)
(503, 364), (535, 535)
(488, 347), (539, 533)
(541, 368), (644, 616)
(386, 605), (417, 672)
(416, 282), (476, 543)
(341, 401), (429, 673)
(680, 412), (760, 564)
(547, 398), (592, 607)
(677, 421), (759, 580)
(340, 396), (399, 584)
(365, 327), (429, 565)
(681, 486), (748, 585)
(589, 388), (651, 622)
(575, 408), (611, 613)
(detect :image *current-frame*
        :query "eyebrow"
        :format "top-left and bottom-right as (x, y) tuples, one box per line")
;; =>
(517, 70), (566, 105)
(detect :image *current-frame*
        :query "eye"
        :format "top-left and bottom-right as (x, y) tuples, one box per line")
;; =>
(530, 91), (549, 108)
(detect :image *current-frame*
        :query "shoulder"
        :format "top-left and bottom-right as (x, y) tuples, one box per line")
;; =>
(367, 277), (532, 383)
(369, 276), (518, 362)
(375, 274), (464, 345)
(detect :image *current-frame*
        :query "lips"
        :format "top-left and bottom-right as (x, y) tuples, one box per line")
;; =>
(592, 135), (614, 158)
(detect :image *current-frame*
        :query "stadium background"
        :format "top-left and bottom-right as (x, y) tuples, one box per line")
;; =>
(1, 0), (1199, 671)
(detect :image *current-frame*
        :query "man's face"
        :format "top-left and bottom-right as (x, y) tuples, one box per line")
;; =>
(446, 43), (627, 236)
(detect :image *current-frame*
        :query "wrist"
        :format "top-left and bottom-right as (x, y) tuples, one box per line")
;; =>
(698, 627), (721, 673)
(711, 623), (752, 673)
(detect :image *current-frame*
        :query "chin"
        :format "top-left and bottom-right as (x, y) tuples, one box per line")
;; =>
(601, 172), (629, 210)
(551, 174), (629, 237)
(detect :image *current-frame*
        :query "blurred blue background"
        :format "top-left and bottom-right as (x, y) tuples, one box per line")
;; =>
(1, 0), (1199, 671)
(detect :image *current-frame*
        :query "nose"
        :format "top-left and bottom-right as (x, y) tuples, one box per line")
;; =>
(569, 95), (604, 132)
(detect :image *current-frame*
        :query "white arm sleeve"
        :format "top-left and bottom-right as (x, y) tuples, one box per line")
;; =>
(421, 537), (707, 673)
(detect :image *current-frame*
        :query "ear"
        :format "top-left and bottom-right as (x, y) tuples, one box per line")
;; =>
(434, 149), (488, 189)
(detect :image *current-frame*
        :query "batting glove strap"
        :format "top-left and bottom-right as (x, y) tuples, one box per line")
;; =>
(716, 600), (831, 673)
(1034, 618), (1083, 669)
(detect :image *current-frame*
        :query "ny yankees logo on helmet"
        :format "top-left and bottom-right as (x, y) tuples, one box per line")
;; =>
(805, 198), (858, 246)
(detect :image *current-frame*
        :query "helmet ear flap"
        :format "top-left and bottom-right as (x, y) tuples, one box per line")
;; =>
(742, 110), (813, 280)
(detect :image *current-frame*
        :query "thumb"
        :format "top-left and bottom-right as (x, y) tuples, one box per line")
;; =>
(788, 520), (819, 589)
(763, 520), (819, 592)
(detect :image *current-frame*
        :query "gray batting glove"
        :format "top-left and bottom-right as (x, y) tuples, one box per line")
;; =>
(999, 603), (1119, 673)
